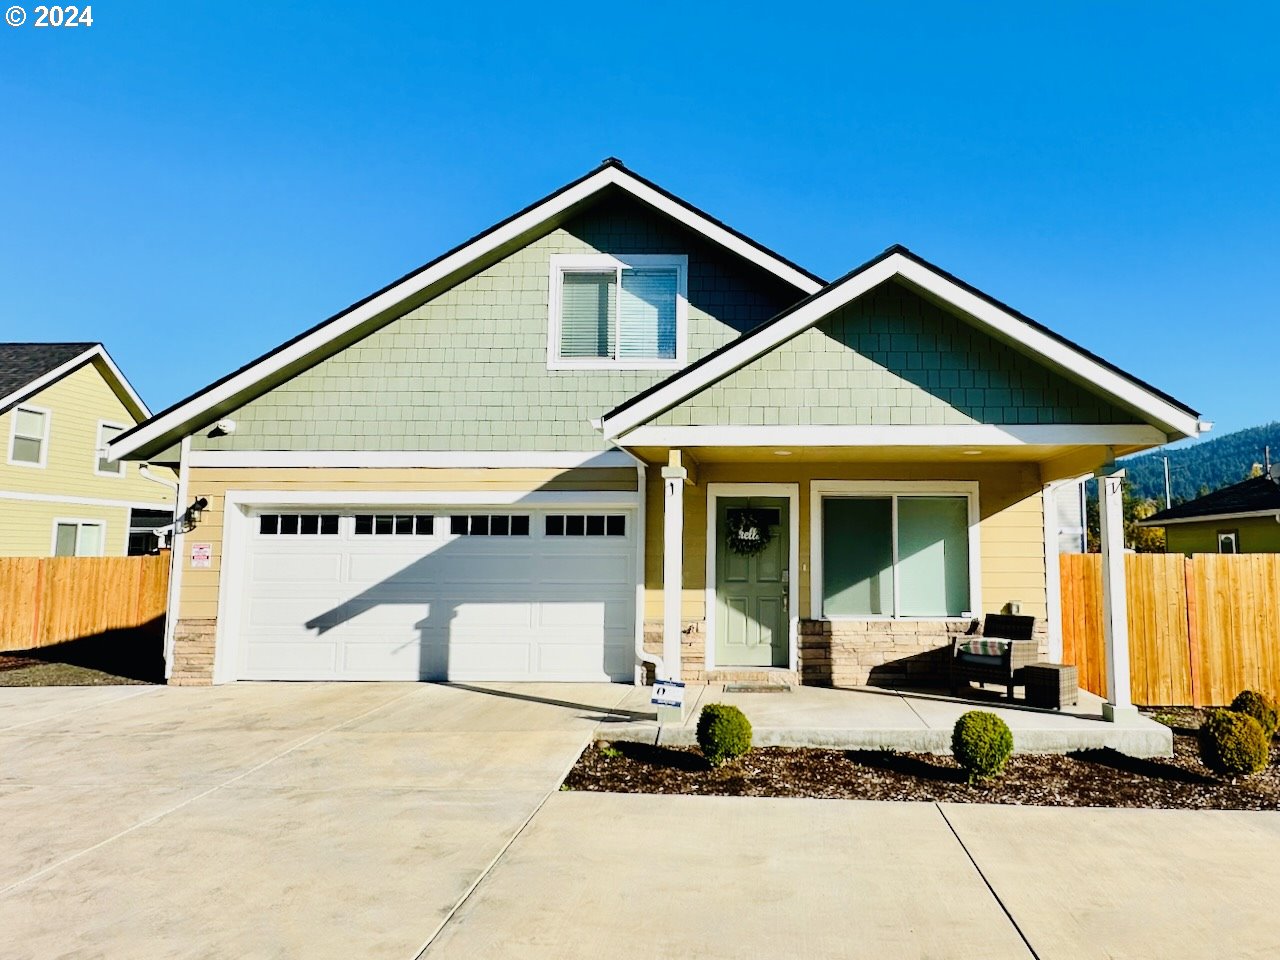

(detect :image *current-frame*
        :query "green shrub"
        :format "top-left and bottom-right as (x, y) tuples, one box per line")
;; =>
(951, 711), (1014, 783)
(696, 703), (752, 767)
(1229, 690), (1279, 740)
(1200, 709), (1269, 776)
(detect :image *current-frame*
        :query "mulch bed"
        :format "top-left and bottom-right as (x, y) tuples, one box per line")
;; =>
(563, 710), (1280, 810)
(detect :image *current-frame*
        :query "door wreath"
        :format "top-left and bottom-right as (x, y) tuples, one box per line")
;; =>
(725, 508), (773, 557)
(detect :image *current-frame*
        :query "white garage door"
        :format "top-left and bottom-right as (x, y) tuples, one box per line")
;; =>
(236, 506), (636, 682)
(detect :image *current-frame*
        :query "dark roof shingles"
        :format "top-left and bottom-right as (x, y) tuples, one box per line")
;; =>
(0, 343), (97, 400)
(1146, 474), (1280, 523)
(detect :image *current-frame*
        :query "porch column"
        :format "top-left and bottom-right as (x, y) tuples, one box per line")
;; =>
(1099, 471), (1137, 722)
(660, 452), (687, 682)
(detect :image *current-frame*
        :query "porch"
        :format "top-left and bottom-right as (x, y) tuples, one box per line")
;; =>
(634, 446), (1142, 723)
(601, 682), (1174, 757)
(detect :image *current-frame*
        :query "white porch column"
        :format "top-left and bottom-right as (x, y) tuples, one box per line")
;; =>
(1099, 471), (1138, 722)
(660, 453), (687, 683)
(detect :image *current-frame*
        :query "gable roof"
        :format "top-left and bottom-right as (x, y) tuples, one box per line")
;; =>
(0, 342), (150, 421)
(110, 159), (825, 461)
(1140, 472), (1280, 526)
(599, 245), (1204, 441)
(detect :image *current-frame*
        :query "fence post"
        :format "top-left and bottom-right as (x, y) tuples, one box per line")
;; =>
(1184, 556), (1202, 708)
(30, 559), (45, 649)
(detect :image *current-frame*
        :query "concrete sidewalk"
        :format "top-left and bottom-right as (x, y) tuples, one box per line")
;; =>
(423, 793), (1280, 960)
(601, 683), (1174, 757)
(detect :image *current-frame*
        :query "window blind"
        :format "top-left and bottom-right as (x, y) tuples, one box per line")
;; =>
(559, 271), (616, 359)
(619, 268), (677, 359)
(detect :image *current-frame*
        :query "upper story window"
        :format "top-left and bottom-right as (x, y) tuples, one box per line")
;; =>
(548, 254), (687, 369)
(96, 422), (126, 476)
(8, 406), (49, 467)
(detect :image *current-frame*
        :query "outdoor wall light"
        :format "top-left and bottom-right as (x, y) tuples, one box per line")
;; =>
(182, 496), (209, 531)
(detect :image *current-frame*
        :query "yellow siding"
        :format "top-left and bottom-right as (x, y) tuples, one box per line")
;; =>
(0, 360), (175, 556)
(177, 466), (639, 620)
(644, 460), (1047, 624)
(0, 499), (130, 556)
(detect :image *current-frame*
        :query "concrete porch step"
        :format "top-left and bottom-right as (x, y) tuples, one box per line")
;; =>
(704, 669), (797, 686)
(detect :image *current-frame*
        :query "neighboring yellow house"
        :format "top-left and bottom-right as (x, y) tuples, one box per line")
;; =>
(1140, 468), (1280, 554)
(0, 343), (175, 556)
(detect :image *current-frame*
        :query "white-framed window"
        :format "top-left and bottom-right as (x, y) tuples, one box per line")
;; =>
(52, 519), (105, 557)
(810, 481), (980, 619)
(8, 405), (50, 467)
(1217, 530), (1239, 554)
(95, 421), (127, 476)
(547, 253), (688, 369)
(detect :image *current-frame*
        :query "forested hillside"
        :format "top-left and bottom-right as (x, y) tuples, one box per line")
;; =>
(1121, 421), (1280, 503)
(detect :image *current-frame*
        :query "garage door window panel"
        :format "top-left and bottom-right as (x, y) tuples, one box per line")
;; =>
(258, 513), (340, 536)
(450, 514), (530, 536)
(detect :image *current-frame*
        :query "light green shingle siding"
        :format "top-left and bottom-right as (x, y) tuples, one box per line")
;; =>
(193, 195), (799, 452)
(651, 281), (1141, 427)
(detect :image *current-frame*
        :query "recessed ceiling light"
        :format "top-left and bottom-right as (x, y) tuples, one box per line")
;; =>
(963, 450), (983, 456)
(773, 450), (793, 456)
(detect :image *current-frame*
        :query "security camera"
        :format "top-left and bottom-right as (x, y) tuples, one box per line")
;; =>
(213, 419), (237, 435)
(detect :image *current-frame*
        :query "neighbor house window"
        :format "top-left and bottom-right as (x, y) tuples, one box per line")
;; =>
(815, 483), (977, 618)
(1217, 530), (1239, 554)
(96, 422), (126, 475)
(9, 406), (49, 466)
(549, 254), (687, 368)
(53, 520), (105, 557)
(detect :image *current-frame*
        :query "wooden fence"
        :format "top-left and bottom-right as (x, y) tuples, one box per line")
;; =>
(0, 555), (169, 652)
(1060, 553), (1280, 706)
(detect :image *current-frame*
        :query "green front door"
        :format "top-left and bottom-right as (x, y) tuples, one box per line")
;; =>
(715, 496), (789, 667)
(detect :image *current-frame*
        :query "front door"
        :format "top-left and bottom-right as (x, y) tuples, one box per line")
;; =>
(714, 496), (789, 667)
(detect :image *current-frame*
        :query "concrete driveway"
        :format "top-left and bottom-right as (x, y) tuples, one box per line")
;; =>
(0, 681), (632, 960)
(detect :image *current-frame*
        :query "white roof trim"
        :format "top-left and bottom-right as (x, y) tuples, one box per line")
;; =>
(110, 164), (822, 461)
(185, 449), (634, 469)
(599, 251), (1202, 441)
(1139, 509), (1280, 527)
(0, 345), (150, 421)
(615, 424), (1169, 448)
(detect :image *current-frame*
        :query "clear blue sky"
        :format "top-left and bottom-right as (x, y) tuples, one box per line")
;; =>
(1, 2), (1275, 435)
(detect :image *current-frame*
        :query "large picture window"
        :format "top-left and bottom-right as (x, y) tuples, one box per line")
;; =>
(549, 254), (687, 369)
(816, 484), (977, 618)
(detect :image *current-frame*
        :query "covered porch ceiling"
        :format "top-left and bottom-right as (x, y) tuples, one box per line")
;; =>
(615, 423), (1165, 483)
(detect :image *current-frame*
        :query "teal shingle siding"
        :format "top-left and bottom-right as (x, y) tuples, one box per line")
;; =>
(192, 195), (801, 452)
(650, 281), (1141, 427)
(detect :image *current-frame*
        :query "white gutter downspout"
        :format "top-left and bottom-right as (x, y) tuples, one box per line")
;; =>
(138, 461), (182, 678)
(594, 418), (663, 686)
(158, 437), (192, 681)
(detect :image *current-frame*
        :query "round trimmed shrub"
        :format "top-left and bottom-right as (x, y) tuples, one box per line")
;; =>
(1200, 708), (1269, 776)
(696, 703), (752, 767)
(951, 710), (1014, 783)
(1229, 690), (1279, 740)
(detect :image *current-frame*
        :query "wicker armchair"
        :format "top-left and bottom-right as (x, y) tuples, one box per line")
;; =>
(949, 614), (1038, 701)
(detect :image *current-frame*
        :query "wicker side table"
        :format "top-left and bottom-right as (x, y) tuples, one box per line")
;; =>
(1023, 663), (1079, 709)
